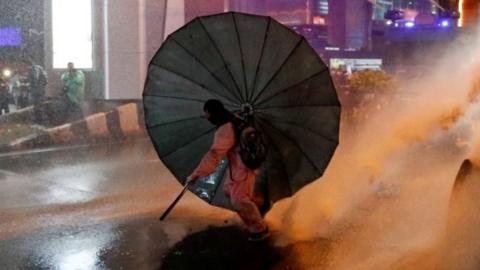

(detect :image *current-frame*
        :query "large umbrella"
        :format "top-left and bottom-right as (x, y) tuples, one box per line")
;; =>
(143, 12), (340, 212)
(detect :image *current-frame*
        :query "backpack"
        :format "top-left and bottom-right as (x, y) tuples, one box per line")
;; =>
(233, 118), (267, 170)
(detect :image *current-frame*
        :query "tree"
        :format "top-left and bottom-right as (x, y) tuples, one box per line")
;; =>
(348, 70), (394, 93)
(343, 70), (395, 124)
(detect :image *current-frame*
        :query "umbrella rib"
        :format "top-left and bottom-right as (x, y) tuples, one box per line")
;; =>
(163, 127), (216, 158)
(256, 111), (339, 144)
(143, 94), (236, 108)
(170, 37), (242, 103)
(254, 67), (329, 107)
(248, 18), (272, 102)
(197, 18), (245, 103)
(257, 104), (340, 110)
(146, 116), (205, 129)
(149, 63), (239, 105)
(143, 94), (206, 103)
(250, 38), (304, 105)
(232, 13), (249, 103)
(255, 118), (293, 196)
(257, 117), (322, 175)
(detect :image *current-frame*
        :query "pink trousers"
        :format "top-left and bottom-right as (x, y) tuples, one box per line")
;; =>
(224, 169), (267, 233)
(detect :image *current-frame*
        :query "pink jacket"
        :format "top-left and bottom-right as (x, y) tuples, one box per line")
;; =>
(192, 122), (266, 233)
(192, 122), (253, 183)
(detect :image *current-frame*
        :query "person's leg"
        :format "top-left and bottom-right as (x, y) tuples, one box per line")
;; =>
(228, 172), (268, 234)
(4, 101), (9, 113)
(0, 98), (9, 114)
(64, 100), (83, 122)
(234, 200), (267, 232)
(32, 94), (44, 106)
(74, 103), (84, 120)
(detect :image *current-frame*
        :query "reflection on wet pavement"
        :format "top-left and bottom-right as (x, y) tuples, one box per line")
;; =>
(0, 218), (171, 270)
(0, 140), (235, 269)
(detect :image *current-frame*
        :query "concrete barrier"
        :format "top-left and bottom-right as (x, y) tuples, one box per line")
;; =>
(3, 103), (146, 152)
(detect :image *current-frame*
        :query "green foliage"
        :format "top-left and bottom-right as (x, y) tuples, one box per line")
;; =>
(348, 70), (394, 92)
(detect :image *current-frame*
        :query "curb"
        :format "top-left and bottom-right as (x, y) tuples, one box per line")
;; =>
(2, 103), (146, 152)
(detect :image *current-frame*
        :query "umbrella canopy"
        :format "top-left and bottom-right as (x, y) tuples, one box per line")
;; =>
(143, 12), (340, 210)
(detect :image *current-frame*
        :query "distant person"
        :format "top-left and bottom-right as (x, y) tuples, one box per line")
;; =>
(61, 62), (85, 121)
(187, 99), (270, 241)
(0, 77), (10, 115)
(8, 70), (21, 109)
(26, 60), (48, 106)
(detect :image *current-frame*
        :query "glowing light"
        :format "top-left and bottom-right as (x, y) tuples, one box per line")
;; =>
(59, 250), (97, 270)
(2, 68), (12, 78)
(440, 20), (450, 27)
(0, 27), (21, 47)
(458, 0), (464, 27)
(405, 21), (415, 28)
(386, 20), (393, 26)
(52, 0), (93, 69)
(313, 16), (326, 25)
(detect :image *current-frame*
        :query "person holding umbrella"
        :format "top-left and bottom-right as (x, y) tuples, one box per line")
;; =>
(187, 99), (270, 241)
(144, 12), (340, 243)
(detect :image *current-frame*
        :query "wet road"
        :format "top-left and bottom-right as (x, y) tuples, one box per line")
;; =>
(0, 139), (234, 270)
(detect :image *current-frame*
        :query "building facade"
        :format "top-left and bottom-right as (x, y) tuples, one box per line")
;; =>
(327, 0), (373, 50)
(3, 0), (478, 101)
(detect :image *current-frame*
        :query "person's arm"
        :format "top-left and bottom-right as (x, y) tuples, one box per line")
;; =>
(72, 73), (82, 86)
(187, 122), (235, 182)
(60, 73), (68, 92)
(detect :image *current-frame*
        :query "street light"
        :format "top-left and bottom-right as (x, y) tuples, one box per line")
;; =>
(2, 68), (12, 78)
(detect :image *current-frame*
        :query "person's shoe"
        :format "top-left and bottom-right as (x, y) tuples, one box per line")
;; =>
(248, 227), (270, 241)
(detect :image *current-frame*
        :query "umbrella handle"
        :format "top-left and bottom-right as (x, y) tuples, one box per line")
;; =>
(159, 181), (193, 221)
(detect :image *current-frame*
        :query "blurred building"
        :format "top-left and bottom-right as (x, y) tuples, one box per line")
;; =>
(184, 0), (269, 21)
(184, 0), (224, 23)
(327, 0), (373, 50)
(264, 0), (309, 24)
(228, 0), (267, 15)
(262, 0), (328, 25)
(2, 0), (478, 102)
